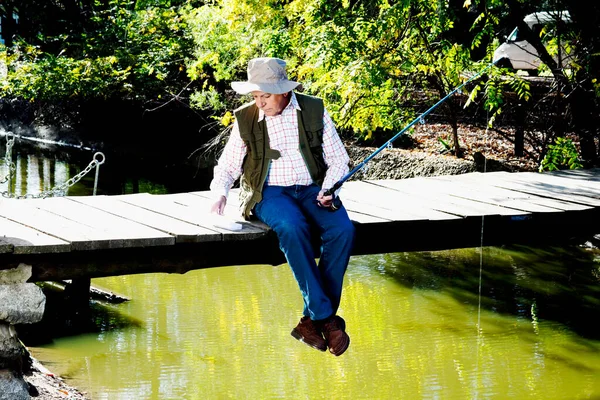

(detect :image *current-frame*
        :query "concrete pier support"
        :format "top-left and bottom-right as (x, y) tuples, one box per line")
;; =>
(0, 264), (46, 399)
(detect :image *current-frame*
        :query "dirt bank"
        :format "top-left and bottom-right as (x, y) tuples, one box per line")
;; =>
(23, 356), (89, 399)
(345, 123), (539, 182)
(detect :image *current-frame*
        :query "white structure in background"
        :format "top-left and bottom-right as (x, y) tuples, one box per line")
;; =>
(493, 11), (573, 74)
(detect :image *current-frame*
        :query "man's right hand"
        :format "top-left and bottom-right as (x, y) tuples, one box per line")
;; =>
(211, 195), (227, 215)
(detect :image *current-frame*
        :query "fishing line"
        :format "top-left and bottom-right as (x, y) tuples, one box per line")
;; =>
(476, 109), (490, 374)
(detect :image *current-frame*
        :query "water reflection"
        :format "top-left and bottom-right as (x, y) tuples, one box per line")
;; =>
(25, 244), (600, 400)
(1, 139), (98, 197)
(0, 138), (177, 197)
(372, 245), (600, 340)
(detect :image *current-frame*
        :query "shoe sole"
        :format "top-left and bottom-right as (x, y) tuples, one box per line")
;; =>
(291, 329), (327, 352)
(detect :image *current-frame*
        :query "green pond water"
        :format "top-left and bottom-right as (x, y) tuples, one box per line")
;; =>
(3, 137), (600, 399)
(26, 245), (600, 400)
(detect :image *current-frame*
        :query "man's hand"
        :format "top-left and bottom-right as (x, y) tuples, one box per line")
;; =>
(211, 195), (227, 215)
(317, 190), (334, 208)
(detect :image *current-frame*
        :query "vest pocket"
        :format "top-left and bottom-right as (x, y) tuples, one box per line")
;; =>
(305, 129), (324, 147)
(244, 136), (264, 160)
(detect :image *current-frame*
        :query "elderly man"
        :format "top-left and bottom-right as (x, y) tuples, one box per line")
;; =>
(209, 57), (355, 356)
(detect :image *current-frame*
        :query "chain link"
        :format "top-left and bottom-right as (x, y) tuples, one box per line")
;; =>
(1, 135), (106, 199)
(0, 137), (15, 184)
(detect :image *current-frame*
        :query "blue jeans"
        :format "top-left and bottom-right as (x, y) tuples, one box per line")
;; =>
(254, 184), (355, 321)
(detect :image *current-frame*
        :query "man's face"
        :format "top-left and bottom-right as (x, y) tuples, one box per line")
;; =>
(252, 91), (289, 117)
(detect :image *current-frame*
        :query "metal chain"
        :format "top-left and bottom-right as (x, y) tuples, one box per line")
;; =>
(0, 137), (16, 184)
(1, 141), (106, 199)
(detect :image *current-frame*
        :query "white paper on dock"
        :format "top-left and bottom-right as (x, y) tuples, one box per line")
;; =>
(208, 213), (243, 231)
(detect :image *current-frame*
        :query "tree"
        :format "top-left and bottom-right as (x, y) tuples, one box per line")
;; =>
(470, 0), (599, 165)
(184, 0), (490, 158)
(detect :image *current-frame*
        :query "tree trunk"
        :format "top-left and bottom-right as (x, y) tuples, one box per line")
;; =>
(514, 103), (525, 157)
(1, 6), (16, 48)
(503, 0), (599, 165)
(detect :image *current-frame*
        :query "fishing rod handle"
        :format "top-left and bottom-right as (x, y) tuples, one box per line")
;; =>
(316, 192), (343, 212)
(323, 181), (343, 197)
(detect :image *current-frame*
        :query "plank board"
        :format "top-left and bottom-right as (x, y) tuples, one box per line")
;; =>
(550, 168), (600, 182)
(0, 198), (123, 251)
(116, 193), (267, 241)
(192, 186), (415, 224)
(0, 216), (70, 254)
(25, 197), (174, 248)
(428, 175), (582, 213)
(508, 171), (600, 198)
(341, 181), (462, 221)
(167, 192), (270, 237)
(69, 195), (220, 243)
(370, 178), (530, 217)
(445, 171), (600, 207)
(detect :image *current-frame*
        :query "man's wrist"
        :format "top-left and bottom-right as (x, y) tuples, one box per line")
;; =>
(210, 189), (228, 202)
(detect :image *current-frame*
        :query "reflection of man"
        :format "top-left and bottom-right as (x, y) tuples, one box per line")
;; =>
(209, 57), (355, 356)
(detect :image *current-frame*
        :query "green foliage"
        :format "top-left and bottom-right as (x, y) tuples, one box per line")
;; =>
(0, 1), (193, 102)
(1, 50), (131, 100)
(539, 137), (583, 171)
(467, 57), (531, 128)
(181, 0), (483, 142)
(0, 0), (510, 144)
(2, 0), (597, 163)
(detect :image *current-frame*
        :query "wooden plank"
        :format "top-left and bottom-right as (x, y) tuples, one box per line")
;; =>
(194, 182), (490, 221)
(0, 198), (121, 251)
(193, 186), (418, 223)
(342, 197), (412, 221)
(509, 171), (600, 198)
(0, 216), (70, 254)
(490, 174), (600, 206)
(428, 174), (579, 213)
(370, 178), (530, 217)
(169, 193), (262, 229)
(549, 168), (600, 182)
(24, 197), (175, 248)
(446, 171), (600, 207)
(342, 181), (461, 221)
(69, 195), (220, 243)
(116, 193), (268, 241)
(166, 192), (269, 235)
(345, 209), (390, 224)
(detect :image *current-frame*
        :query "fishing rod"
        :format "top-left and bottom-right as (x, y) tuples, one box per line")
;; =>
(323, 60), (497, 206)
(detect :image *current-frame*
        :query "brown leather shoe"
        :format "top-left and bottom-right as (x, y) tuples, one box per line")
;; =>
(321, 316), (350, 356)
(291, 316), (327, 352)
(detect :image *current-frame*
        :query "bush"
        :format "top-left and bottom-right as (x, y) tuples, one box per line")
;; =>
(539, 137), (583, 171)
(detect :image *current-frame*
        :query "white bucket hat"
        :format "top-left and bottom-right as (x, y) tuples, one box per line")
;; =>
(231, 57), (301, 95)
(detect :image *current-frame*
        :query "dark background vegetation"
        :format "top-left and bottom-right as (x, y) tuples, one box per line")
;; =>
(0, 0), (598, 177)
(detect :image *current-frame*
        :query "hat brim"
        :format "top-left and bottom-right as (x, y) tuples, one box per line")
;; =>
(231, 80), (301, 95)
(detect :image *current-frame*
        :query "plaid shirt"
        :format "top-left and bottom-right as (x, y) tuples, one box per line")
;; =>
(210, 92), (349, 199)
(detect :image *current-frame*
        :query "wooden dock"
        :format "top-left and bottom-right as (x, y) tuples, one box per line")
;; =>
(1, 169), (599, 282)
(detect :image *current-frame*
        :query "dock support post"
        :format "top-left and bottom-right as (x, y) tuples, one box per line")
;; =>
(64, 278), (92, 317)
